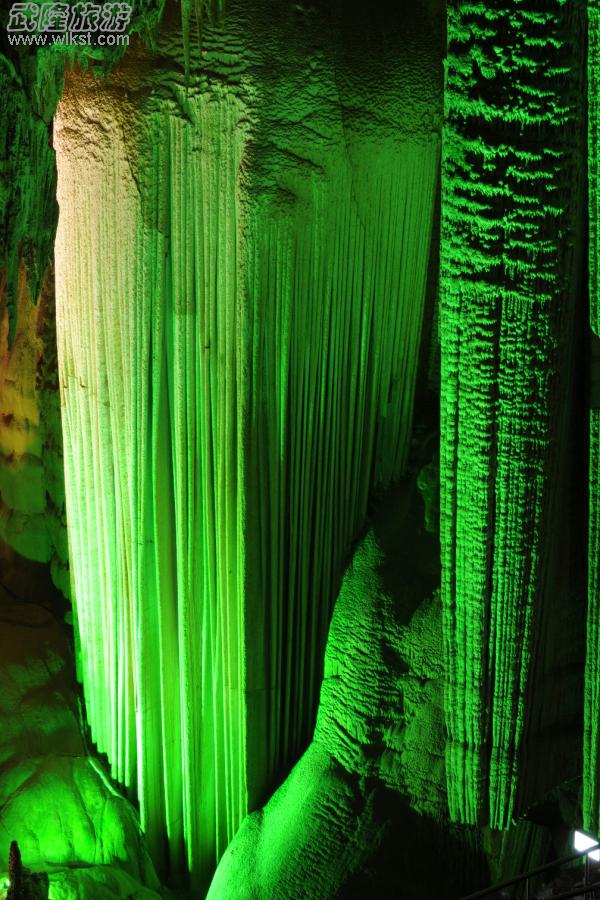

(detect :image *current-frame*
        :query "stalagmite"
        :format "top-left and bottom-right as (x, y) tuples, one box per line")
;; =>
(441, 0), (584, 829)
(54, 1), (441, 888)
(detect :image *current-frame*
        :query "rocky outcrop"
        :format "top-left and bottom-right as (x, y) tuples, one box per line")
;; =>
(0, 265), (68, 598)
(313, 534), (446, 819)
(53, 0), (444, 888)
(0, 49), (68, 598)
(47, 866), (160, 899)
(0, 559), (160, 900)
(207, 468), (579, 898)
(207, 481), (486, 899)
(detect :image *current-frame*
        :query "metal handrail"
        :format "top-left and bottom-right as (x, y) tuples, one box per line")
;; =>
(461, 842), (600, 899)
(548, 877), (600, 900)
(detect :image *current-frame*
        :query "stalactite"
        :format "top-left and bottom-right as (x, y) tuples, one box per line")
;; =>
(244, 145), (438, 781)
(441, 0), (583, 829)
(55, 0), (441, 891)
(55, 6), (440, 888)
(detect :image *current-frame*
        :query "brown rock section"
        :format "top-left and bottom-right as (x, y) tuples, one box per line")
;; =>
(0, 263), (68, 597)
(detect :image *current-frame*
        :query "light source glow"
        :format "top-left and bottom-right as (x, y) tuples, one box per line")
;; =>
(574, 831), (600, 862)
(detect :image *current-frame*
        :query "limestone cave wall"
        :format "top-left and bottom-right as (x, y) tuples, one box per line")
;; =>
(0, 49), (68, 595)
(0, 2), (597, 899)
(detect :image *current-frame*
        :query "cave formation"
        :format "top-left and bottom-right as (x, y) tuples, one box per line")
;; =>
(0, 0), (596, 898)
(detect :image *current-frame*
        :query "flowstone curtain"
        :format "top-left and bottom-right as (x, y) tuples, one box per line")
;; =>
(441, 0), (583, 829)
(56, 92), (249, 886)
(54, 42), (439, 890)
(243, 145), (439, 783)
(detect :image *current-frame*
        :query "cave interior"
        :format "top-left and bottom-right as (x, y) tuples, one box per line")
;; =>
(0, 0), (597, 898)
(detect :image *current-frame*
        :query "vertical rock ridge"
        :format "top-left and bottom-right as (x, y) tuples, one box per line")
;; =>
(441, 0), (584, 829)
(55, 2), (442, 887)
(585, 0), (600, 838)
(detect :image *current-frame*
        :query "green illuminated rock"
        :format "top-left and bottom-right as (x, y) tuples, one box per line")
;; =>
(441, 0), (585, 829)
(47, 866), (160, 899)
(0, 0), (592, 895)
(313, 507), (445, 817)
(207, 483), (483, 899)
(53, 0), (442, 888)
(585, 0), (600, 838)
(0, 52), (67, 595)
(0, 570), (159, 899)
(0, 54), (61, 347)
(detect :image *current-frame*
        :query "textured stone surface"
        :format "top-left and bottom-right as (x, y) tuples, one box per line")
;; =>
(0, 563), (159, 899)
(441, 0), (586, 828)
(586, 0), (600, 838)
(208, 742), (383, 900)
(0, 2), (591, 896)
(0, 47), (68, 596)
(208, 472), (574, 897)
(207, 480), (486, 899)
(0, 266), (68, 596)
(47, 866), (161, 900)
(54, 0), (444, 888)
(319, 488), (442, 803)
(0, 51), (62, 344)
(0, 756), (155, 883)
(313, 486), (445, 818)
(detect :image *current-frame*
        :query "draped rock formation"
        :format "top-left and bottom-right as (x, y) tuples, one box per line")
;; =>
(54, 0), (442, 888)
(441, 0), (585, 829)
(207, 484), (482, 900)
(0, 1), (597, 897)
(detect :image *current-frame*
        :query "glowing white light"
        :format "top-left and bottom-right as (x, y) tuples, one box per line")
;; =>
(574, 830), (600, 861)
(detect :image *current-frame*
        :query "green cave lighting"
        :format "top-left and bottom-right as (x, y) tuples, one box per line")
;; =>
(53, 45), (439, 888)
(1, 0), (600, 895)
(585, 0), (600, 839)
(441, 0), (583, 829)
